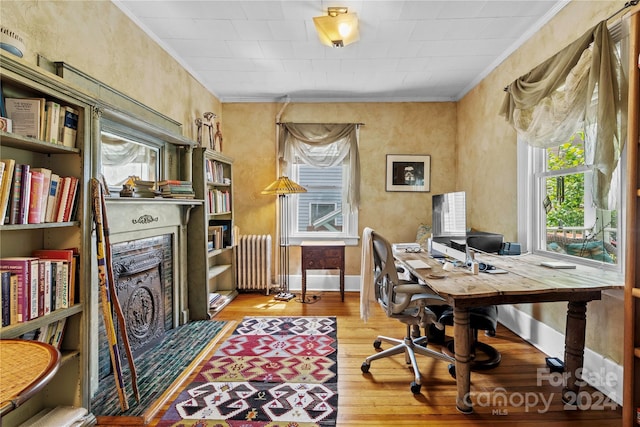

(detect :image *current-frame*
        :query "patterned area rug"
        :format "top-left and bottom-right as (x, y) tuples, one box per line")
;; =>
(158, 316), (338, 426)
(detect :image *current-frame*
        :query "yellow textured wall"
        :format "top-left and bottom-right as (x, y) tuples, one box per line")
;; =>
(457, 0), (625, 362)
(223, 102), (457, 275)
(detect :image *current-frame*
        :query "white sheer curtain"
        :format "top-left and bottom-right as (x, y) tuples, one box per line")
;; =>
(501, 20), (626, 209)
(278, 123), (360, 210)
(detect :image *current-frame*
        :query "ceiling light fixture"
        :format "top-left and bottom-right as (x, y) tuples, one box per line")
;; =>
(313, 7), (359, 48)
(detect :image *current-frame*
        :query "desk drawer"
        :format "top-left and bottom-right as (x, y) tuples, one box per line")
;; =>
(302, 247), (344, 269)
(304, 257), (342, 269)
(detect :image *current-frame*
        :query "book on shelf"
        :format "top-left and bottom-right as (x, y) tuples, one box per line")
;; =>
(1, 270), (10, 327)
(4, 97), (45, 139)
(44, 173), (60, 223)
(8, 272), (18, 325)
(31, 167), (52, 223)
(44, 101), (61, 144)
(58, 105), (79, 148)
(0, 117), (11, 132)
(0, 158), (15, 225)
(18, 164), (31, 225)
(37, 259), (51, 317)
(50, 318), (67, 348)
(0, 257), (38, 323)
(32, 249), (75, 309)
(56, 176), (78, 222)
(0, 162), (4, 210)
(27, 169), (44, 224)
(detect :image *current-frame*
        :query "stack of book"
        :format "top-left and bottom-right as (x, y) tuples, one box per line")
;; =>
(208, 292), (227, 311)
(0, 159), (79, 225)
(0, 248), (78, 326)
(158, 180), (195, 199)
(3, 97), (79, 148)
(133, 179), (161, 198)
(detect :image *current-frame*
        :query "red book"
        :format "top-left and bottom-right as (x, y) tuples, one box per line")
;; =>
(61, 176), (78, 222)
(0, 257), (38, 323)
(54, 177), (69, 222)
(27, 170), (44, 224)
(31, 167), (52, 223)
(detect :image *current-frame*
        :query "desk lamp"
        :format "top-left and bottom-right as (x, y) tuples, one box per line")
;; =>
(262, 176), (307, 301)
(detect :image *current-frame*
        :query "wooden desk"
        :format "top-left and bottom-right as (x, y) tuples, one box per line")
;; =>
(300, 241), (345, 302)
(394, 250), (623, 414)
(0, 339), (61, 415)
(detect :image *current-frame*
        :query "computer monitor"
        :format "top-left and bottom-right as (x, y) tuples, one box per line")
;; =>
(466, 234), (504, 254)
(432, 191), (466, 237)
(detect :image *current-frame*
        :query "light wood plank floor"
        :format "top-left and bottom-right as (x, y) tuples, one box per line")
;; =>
(148, 291), (622, 426)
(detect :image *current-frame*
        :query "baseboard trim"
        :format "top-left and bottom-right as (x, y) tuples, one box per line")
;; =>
(498, 304), (622, 405)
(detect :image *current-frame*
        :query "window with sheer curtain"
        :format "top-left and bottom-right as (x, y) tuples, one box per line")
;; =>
(278, 123), (360, 244)
(507, 20), (628, 269)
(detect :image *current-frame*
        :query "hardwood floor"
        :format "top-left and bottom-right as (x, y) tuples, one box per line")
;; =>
(146, 291), (622, 426)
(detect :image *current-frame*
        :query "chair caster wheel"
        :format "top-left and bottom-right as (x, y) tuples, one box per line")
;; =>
(361, 362), (370, 373)
(411, 381), (421, 394)
(448, 363), (456, 378)
(373, 339), (382, 349)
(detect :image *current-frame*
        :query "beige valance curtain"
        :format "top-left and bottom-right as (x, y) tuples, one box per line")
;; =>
(500, 20), (626, 209)
(278, 123), (360, 210)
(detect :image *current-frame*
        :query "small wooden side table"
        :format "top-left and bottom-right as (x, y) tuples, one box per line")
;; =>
(300, 241), (345, 302)
(0, 339), (61, 415)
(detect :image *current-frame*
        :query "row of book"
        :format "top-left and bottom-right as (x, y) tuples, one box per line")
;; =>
(0, 159), (78, 225)
(206, 189), (231, 214)
(0, 249), (78, 327)
(204, 159), (230, 184)
(158, 179), (195, 199)
(2, 97), (78, 148)
(19, 318), (67, 349)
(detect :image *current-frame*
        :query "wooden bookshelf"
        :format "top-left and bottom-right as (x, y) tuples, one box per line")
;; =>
(0, 53), (90, 426)
(187, 148), (237, 319)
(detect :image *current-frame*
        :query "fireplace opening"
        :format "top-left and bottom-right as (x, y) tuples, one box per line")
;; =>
(98, 234), (173, 380)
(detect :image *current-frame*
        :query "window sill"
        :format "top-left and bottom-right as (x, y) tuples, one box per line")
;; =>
(289, 236), (359, 246)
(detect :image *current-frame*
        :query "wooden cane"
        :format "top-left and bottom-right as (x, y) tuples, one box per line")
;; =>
(91, 178), (128, 411)
(98, 179), (140, 403)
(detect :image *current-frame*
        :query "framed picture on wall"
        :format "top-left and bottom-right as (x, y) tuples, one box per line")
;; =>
(386, 154), (431, 192)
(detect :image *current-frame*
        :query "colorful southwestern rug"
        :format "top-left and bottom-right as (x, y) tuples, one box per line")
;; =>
(157, 316), (338, 426)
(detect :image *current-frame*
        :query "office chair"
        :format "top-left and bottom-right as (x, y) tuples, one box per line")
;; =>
(360, 229), (455, 394)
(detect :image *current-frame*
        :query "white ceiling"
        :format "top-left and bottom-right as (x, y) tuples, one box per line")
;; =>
(114, 0), (568, 103)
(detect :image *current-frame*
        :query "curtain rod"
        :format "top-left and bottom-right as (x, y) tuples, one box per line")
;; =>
(606, 0), (638, 21)
(276, 122), (365, 126)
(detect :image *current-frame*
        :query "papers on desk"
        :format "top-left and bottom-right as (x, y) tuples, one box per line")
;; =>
(405, 259), (431, 269)
(540, 261), (576, 269)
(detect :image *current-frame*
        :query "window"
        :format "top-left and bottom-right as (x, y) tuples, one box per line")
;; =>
(279, 123), (360, 245)
(287, 155), (358, 244)
(100, 119), (163, 193)
(519, 132), (623, 268)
